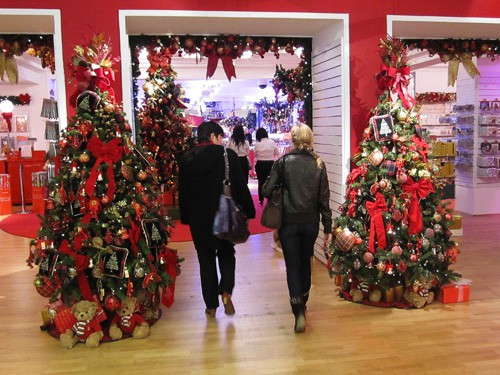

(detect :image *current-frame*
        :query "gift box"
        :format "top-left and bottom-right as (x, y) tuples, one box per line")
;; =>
(394, 285), (404, 301)
(438, 280), (470, 304)
(381, 287), (395, 303)
(448, 215), (462, 230)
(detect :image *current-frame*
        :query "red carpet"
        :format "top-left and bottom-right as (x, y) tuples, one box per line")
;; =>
(0, 194), (271, 242)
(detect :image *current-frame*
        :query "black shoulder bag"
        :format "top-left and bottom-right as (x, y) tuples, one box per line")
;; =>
(213, 148), (250, 244)
(260, 157), (284, 229)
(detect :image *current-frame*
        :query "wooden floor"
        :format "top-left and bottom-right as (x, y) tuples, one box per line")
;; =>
(1, 208), (499, 374)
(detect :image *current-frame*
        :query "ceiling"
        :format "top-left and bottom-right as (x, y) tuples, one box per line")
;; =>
(124, 12), (337, 38)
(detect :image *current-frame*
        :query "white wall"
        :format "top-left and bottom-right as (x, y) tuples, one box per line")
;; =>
(0, 65), (53, 152)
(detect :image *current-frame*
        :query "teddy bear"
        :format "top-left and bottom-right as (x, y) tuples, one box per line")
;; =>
(404, 277), (435, 308)
(60, 300), (104, 349)
(349, 280), (382, 303)
(109, 297), (149, 340)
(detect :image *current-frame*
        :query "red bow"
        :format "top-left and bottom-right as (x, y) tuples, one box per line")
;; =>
(94, 67), (115, 102)
(128, 218), (141, 256)
(59, 240), (92, 300)
(85, 137), (123, 201)
(402, 176), (434, 235)
(366, 193), (388, 253)
(410, 135), (429, 163)
(377, 65), (415, 109)
(206, 54), (236, 81)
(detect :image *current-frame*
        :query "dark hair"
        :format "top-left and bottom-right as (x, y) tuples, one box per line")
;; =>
(231, 125), (246, 147)
(255, 127), (268, 142)
(197, 121), (223, 143)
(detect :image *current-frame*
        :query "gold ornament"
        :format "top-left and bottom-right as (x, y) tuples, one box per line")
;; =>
(367, 149), (384, 166)
(104, 102), (115, 112)
(137, 170), (148, 181)
(79, 153), (90, 163)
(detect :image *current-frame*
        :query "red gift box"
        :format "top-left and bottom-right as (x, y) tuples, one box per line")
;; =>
(438, 281), (470, 304)
(54, 306), (78, 334)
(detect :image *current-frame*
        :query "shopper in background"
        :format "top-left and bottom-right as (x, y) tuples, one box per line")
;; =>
(254, 127), (279, 205)
(178, 121), (256, 318)
(227, 124), (251, 183)
(262, 123), (332, 333)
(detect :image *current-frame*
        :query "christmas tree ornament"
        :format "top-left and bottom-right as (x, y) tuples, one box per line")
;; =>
(367, 149), (384, 166)
(391, 244), (403, 255)
(433, 213), (442, 222)
(137, 170), (148, 181)
(363, 252), (374, 264)
(79, 153), (90, 163)
(397, 172), (408, 184)
(67, 267), (77, 279)
(353, 259), (361, 270)
(104, 292), (121, 312)
(397, 261), (407, 272)
(376, 262), (386, 272)
(433, 223), (443, 233)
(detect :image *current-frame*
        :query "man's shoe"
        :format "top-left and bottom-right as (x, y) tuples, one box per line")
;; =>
(222, 293), (235, 315)
(205, 308), (216, 318)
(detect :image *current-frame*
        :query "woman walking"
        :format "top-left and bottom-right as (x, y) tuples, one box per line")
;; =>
(254, 127), (279, 205)
(262, 123), (332, 333)
(227, 124), (251, 183)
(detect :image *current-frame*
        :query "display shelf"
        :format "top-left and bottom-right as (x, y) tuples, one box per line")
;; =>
(421, 103), (457, 201)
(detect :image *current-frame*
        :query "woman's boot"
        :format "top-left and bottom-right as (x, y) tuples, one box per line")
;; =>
(290, 297), (306, 333)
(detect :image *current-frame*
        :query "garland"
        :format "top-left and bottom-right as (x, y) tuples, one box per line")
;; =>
(415, 92), (456, 104)
(403, 38), (500, 86)
(0, 93), (31, 105)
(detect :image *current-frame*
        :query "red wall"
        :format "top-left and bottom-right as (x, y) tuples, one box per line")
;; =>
(1, 0), (499, 155)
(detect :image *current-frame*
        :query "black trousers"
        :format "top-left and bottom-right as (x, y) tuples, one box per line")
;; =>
(237, 156), (249, 183)
(189, 215), (236, 309)
(255, 160), (274, 204)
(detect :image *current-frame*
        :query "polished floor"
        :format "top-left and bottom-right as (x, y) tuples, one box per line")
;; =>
(0, 205), (499, 374)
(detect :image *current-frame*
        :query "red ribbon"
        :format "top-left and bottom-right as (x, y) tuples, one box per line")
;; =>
(365, 193), (388, 253)
(410, 135), (430, 163)
(377, 64), (415, 109)
(206, 54), (236, 81)
(128, 218), (141, 256)
(59, 240), (93, 301)
(85, 137), (123, 201)
(402, 176), (435, 235)
(94, 67), (115, 101)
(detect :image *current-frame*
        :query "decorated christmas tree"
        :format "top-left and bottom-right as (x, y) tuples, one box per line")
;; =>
(27, 34), (180, 345)
(325, 37), (461, 308)
(138, 43), (194, 193)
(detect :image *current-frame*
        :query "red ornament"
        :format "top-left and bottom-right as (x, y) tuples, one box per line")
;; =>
(34, 276), (58, 298)
(104, 292), (121, 312)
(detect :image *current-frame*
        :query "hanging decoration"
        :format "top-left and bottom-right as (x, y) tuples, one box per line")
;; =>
(0, 93), (31, 105)
(403, 38), (500, 87)
(254, 98), (295, 132)
(0, 34), (55, 84)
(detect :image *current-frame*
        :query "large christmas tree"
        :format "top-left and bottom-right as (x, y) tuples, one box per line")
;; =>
(326, 37), (461, 308)
(27, 34), (180, 343)
(138, 43), (194, 191)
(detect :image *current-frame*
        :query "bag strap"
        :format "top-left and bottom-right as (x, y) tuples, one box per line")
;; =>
(222, 147), (231, 197)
